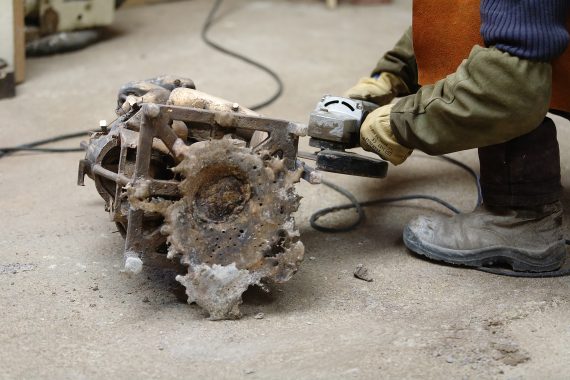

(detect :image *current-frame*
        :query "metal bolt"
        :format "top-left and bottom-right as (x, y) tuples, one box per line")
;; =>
(309, 170), (323, 184)
(288, 123), (308, 137)
(144, 103), (161, 118)
(123, 255), (143, 275)
(99, 119), (108, 133)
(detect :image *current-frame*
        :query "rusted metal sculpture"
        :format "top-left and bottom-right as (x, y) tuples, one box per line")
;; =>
(78, 76), (309, 319)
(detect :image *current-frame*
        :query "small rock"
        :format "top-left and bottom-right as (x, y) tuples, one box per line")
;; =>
(244, 369), (255, 375)
(92, 285), (99, 291)
(254, 312), (264, 319)
(142, 296), (150, 303)
(354, 264), (373, 282)
(89, 303), (96, 308)
(309, 256), (316, 261)
(446, 356), (455, 363)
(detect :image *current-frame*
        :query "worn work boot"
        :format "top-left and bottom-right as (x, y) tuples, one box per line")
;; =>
(403, 202), (566, 272)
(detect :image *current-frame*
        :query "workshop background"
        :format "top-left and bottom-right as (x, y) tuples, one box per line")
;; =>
(1, 0), (570, 379)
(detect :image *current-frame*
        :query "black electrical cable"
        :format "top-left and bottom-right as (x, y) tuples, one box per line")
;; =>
(310, 179), (366, 233)
(0, 130), (90, 159)
(310, 154), (480, 233)
(437, 155), (483, 206)
(202, 0), (284, 111)
(2, 147), (84, 154)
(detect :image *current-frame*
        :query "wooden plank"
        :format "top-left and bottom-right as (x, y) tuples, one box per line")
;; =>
(13, 0), (25, 84)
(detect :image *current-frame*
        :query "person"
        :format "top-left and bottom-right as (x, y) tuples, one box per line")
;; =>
(345, 0), (570, 273)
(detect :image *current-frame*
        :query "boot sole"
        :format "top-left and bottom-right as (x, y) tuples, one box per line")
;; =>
(403, 226), (566, 272)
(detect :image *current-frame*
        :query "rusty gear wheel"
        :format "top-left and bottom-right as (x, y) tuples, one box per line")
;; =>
(159, 138), (304, 319)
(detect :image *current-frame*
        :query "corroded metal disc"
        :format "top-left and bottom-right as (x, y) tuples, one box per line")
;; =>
(161, 138), (304, 319)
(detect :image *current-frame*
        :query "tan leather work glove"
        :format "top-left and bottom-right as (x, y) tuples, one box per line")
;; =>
(360, 103), (413, 165)
(345, 72), (408, 106)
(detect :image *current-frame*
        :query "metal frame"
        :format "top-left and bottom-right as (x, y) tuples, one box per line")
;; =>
(79, 103), (307, 270)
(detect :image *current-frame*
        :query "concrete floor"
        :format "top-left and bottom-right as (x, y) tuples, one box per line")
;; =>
(1, 1), (570, 378)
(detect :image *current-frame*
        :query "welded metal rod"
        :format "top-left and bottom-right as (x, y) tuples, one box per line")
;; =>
(123, 104), (161, 274)
(92, 164), (130, 186)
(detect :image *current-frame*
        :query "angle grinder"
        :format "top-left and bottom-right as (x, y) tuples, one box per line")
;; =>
(304, 95), (389, 178)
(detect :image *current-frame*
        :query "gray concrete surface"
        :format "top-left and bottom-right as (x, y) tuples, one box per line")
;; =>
(1, 1), (570, 379)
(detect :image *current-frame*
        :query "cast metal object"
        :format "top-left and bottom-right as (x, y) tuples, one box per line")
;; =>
(78, 78), (389, 319)
(78, 76), (306, 319)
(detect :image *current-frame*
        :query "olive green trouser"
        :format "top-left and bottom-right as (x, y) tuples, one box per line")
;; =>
(371, 28), (561, 207)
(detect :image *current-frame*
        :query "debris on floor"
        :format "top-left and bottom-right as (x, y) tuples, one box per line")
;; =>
(353, 263), (373, 282)
(0, 263), (36, 275)
(492, 341), (531, 366)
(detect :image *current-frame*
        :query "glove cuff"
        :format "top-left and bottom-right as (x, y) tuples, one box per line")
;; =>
(380, 72), (409, 96)
(344, 73), (407, 106)
(360, 103), (413, 165)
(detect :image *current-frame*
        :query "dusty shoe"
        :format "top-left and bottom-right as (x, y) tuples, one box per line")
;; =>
(403, 202), (566, 272)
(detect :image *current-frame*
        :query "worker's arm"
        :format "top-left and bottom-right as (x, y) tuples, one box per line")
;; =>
(345, 27), (418, 106)
(361, 1), (569, 165)
(370, 26), (419, 95)
(389, 46), (552, 156)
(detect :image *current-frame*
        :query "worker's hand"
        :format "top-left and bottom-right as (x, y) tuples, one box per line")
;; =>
(360, 103), (413, 165)
(344, 72), (407, 106)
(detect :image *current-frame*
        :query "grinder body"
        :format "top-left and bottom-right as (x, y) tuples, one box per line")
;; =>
(307, 95), (388, 178)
